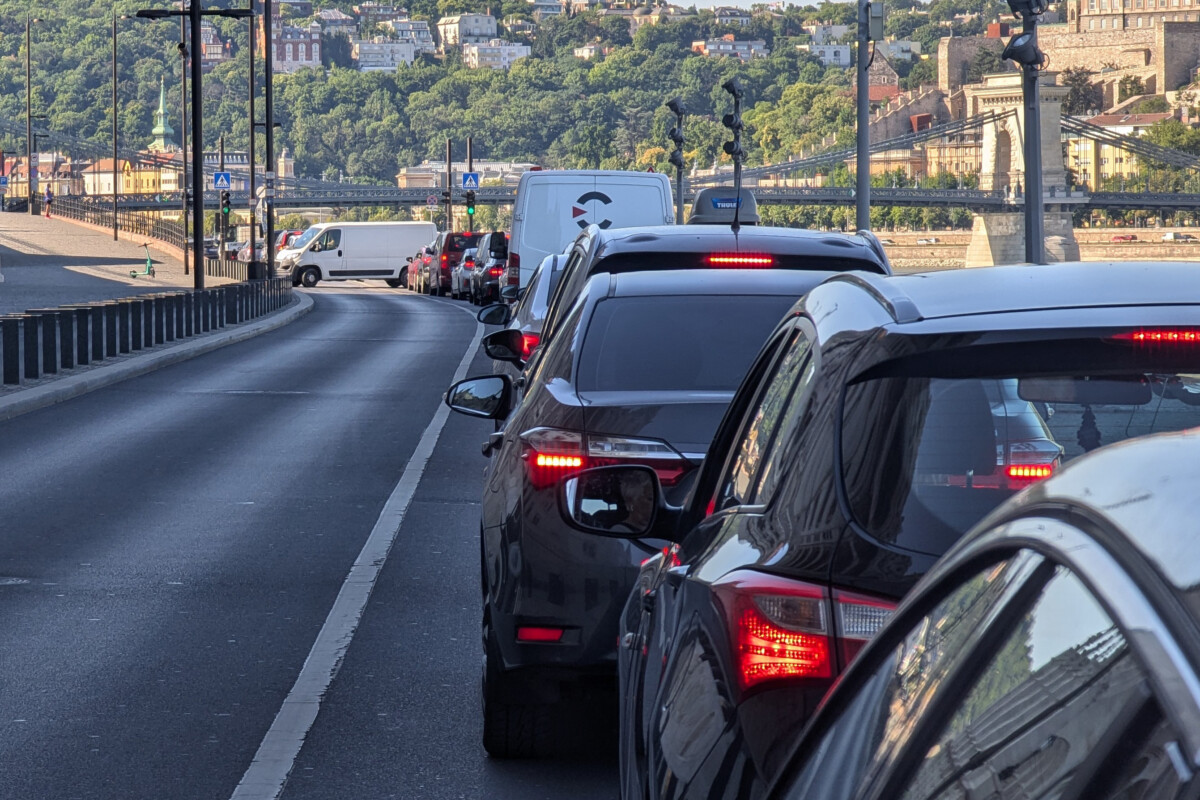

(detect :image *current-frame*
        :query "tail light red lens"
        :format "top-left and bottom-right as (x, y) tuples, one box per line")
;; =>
(519, 428), (690, 489)
(1006, 464), (1054, 480)
(507, 253), (520, 286)
(714, 571), (895, 693)
(516, 626), (565, 643)
(706, 254), (775, 268)
(489, 267), (504, 277)
(520, 333), (540, 359)
(1112, 329), (1200, 344)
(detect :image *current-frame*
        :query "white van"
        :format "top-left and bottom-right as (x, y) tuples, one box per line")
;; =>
(507, 170), (675, 288)
(279, 221), (438, 288)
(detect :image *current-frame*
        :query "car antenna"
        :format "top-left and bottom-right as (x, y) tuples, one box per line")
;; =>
(721, 78), (746, 236)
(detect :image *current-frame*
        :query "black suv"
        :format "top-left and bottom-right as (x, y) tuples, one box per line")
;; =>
(557, 261), (1200, 799)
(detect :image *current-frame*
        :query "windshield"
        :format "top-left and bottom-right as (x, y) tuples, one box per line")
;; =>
(291, 227), (322, 250)
(577, 295), (795, 393)
(842, 362), (1200, 556)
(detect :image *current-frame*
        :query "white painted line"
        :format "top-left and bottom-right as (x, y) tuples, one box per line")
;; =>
(229, 312), (484, 800)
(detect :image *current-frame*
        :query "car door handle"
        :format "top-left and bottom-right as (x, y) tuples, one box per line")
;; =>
(642, 587), (657, 612)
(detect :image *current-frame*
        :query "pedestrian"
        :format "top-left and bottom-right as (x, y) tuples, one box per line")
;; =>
(44, 186), (53, 218)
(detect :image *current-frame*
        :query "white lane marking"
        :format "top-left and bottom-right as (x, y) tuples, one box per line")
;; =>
(229, 313), (484, 800)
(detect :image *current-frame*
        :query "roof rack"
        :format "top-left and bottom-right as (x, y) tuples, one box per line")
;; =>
(827, 272), (922, 324)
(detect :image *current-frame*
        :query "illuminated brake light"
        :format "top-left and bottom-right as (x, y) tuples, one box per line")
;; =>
(489, 267), (504, 276)
(535, 453), (583, 469)
(520, 429), (690, 489)
(521, 428), (586, 489)
(706, 254), (775, 268)
(1007, 464), (1054, 480)
(1112, 329), (1200, 344)
(714, 571), (895, 693)
(517, 626), (564, 643)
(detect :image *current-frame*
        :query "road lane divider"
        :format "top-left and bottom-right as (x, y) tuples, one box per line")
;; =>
(229, 307), (485, 800)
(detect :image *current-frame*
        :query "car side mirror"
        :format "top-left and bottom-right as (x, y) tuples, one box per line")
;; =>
(477, 303), (512, 326)
(499, 285), (520, 302)
(482, 328), (525, 366)
(559, 465), (679, 539)
(444, 374), (513, 420)
(406, 256), (413, 263)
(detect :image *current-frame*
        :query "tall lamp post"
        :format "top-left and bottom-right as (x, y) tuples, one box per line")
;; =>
(263, 0), (277, 279)
(26, 17), (41, 217)
(248, 10), (256, 265)
(113, 10), (129, 241)
(855, 0), (883, 232)
(1002, 0), (1048, 264)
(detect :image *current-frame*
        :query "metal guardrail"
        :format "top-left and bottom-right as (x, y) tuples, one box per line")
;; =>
(0, 278), (294, 388)
(54, 195), (187, 250)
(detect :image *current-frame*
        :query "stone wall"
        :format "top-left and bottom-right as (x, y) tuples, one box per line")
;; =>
(868, 87), (953, 142)
(938, 36), (1005, 94)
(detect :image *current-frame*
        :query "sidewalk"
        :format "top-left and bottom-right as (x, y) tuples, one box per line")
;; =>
(0, 211), (234, 315)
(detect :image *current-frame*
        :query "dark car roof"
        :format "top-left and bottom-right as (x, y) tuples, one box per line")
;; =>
(833, 262), (1200, 324)
(605, 268), (850, 298)
(591, 225), (890, 271)
(989, 427), (1200, 614)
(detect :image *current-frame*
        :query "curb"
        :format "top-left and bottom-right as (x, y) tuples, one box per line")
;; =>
(0, 291), (314, 423)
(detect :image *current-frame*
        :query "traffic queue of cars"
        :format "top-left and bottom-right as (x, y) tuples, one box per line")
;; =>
(432, 175), (1200, 799)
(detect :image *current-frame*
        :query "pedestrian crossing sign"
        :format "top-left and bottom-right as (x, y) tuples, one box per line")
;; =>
(214, 172), (232, 190)
(462, 172), (480, 190)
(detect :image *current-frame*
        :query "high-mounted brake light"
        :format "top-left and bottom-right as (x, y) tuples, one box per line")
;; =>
(714, 571), (895, 693)
(1112, 329), (1200, 344)
(1007, 464), (1054, 480)
(706, 254), (775, 268)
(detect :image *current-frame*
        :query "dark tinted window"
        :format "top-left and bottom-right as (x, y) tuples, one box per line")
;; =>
(842, 361), (1200, 554)
(899, 567), (1148, 800)
(781, 553), (1043, 800)
(576, 296), (794, 393)
(446, 233), (483, 252)
(718, 331), (811, 508)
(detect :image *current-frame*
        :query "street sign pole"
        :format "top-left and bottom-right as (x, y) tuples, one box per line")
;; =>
(466, 136), (473, 233)
(445, 138), (452, 233)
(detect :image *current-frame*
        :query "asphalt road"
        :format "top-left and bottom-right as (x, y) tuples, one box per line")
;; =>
(0, 286), (618, 799)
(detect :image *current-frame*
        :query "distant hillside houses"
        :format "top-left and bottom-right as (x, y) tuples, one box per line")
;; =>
(437, 14), (498, 49)
(463, 39), (532, 69)
(691, 34), (769, 61)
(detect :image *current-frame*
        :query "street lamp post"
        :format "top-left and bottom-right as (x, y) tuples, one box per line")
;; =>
(113, 10), (129, 241)
(248, 11), (256, 265)
(1002, 0), (1048, 264)
(264, 0), (277, 279)
(26, 17), (41, 217)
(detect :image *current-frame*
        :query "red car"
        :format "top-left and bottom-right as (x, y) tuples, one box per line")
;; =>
(407, 246), (433, 292)
(275, 229), (305, 252)
(423, 231), (483, 296)
(1112, 233), (1138, 242)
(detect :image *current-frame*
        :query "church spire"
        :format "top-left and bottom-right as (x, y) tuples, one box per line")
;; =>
(148, 77), (176, 152)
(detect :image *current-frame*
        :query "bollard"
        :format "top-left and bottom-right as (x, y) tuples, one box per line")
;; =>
(73, 307), (90, 366)
(1, 317), (20, 385)
(210, 290), (219, 330)
(154, 295), (167, 343)
(142, 299), (155, 348)
(25, 310), (60, 376)
(22, 315), (39, 380)
(104, 304), (118, 357)
(59, 309), (75, 370)
(116, 301), (131, 354)
(173, 294), (184, 340)
(90, 305), (104, 361)
(129, 300), (143, 351)
(184, 293), (194, 337)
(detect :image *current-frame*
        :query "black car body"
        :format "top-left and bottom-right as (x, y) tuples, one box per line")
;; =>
(484, 252), (567, 382)
(558, 262), (1200, 799)
(424, 231), (483, 296)
(768, 427), (1200, 800)
(470, 231), (509, 305)
(447, 267), (873, 758)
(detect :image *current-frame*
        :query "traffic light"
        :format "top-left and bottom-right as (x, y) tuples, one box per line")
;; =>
(721, 78), (746, 164)
(465, 190), (476, 216)
(220, 190), (231, 216)
(441, 189), (451, 203)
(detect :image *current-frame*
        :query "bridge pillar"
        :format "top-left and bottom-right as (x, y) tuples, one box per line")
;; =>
(966, 73), (1079, 265)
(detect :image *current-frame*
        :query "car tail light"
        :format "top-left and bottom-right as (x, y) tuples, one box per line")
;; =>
(587, 434), (691, 486)
(520, 333), (540, 359)
(1112, 329), (1200, 344)
(507, 253), (520, 286)
(519, 428), (690, 489)
(489, 266), (504, 277)
(714, 571), (896, 693)
(706, 254), (775, 268)
(516, 626), (564, 643)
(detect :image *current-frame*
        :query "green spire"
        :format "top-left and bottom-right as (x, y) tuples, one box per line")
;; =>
(148, 77), (175, 152)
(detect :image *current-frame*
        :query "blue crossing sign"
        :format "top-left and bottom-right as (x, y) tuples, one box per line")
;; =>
(213, 172), (232, 190)
(462, 172), (480, 190)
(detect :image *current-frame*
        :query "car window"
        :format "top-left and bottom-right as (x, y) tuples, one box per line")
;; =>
(541, 247), (587, 344)
(779, 551), (1045, 800)
(716, 331), (811, 510)
(576, 295), (796, 394)
(896, 566), (1155, 800)
(754, 349), (818, 504)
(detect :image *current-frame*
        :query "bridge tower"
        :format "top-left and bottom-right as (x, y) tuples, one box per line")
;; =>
(964, 72), (1081, 266)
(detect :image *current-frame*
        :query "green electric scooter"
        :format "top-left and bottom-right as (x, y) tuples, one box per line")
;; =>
(130, 243), (156, 278)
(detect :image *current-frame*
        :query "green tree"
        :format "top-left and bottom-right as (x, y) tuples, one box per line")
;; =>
(322, 32), (354, 69)
(1061, 68), (1102, 116)
(1118, 75), (1146, 102)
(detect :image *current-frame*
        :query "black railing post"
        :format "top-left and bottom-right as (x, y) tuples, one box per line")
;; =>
(22, 316), (39, 380)
(104, 303), (118, 356)
(74, 307), (91, 366)
(117, 301), (131, 354)
(59, 309), (75, 369)
(1, 317), (20, 385)
(90, 305), (105, 361)
(129, 299), (143, 351)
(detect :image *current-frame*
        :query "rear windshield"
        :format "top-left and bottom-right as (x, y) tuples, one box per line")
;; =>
(577, 295), (794, 392)
(591, 252), (886, 276)
(841, 340), (1200, 555)
(446, 233), (483, 252)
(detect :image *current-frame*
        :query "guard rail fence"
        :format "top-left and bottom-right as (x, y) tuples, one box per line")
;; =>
(0, 278), (293, 387)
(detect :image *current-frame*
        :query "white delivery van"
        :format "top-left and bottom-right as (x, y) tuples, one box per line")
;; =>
(279, 221), (437, 288)
(507, 170), (674, 288)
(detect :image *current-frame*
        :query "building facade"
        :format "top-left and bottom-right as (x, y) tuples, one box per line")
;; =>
(691, 34), (769, 61)
(383, 18), (436, 53)
(269, 18), (323, 73)
(437, 14), (497, 48)
(462, 38), (531, 69)
(353, 36), (417, 69)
